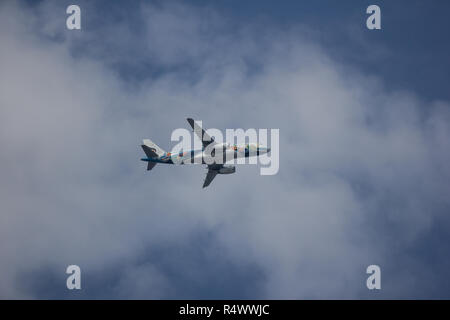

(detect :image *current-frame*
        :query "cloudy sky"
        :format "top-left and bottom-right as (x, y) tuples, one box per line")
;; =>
(1, 0), (450, 299)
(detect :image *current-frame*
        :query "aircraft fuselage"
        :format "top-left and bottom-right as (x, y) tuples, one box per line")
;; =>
(141, 143), (270, 165)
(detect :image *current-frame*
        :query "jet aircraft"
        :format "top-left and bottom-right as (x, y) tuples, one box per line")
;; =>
(140, 118), (271, 188)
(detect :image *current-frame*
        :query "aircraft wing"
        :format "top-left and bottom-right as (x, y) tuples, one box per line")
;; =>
(146, 162), (157, 171)
(187, 118), (216, 149)
(203, 167), (219, 188)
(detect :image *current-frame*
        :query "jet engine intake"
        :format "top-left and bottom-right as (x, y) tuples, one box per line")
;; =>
(218, 165), (236, 174)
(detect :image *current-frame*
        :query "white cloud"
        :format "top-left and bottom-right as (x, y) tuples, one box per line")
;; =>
(0, 1), (449, 298)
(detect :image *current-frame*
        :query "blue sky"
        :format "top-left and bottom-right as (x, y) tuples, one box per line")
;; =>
(72, 0), (450, 100)
(199, 0), (450, 101)
(1, 0), (450, 299)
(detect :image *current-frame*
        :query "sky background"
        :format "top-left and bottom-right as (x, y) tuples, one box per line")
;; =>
(1, 0), (450, 299)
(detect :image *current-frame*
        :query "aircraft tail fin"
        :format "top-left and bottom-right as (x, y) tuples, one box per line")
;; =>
(141, 139), (166, 171)
(142, 139), (166, 157)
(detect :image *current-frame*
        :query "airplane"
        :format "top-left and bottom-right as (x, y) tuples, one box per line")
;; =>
(140, 118), (271, 188)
